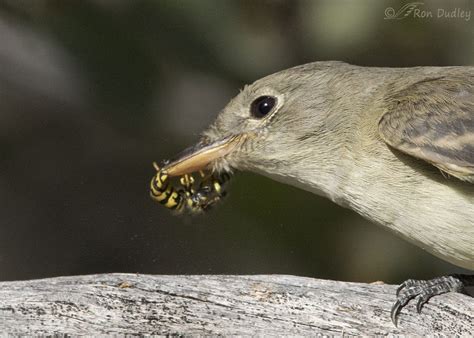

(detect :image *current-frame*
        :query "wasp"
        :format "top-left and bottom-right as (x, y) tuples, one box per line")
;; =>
(150, 162), (231, 213)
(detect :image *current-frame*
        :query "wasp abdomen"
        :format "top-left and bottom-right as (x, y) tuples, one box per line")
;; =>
(150, 170), (185, 211)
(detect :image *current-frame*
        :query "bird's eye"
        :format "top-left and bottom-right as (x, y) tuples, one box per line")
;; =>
(250, 96), (277, 118)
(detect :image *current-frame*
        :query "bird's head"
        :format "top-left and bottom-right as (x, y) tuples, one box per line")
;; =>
(162, 62), (353, 183)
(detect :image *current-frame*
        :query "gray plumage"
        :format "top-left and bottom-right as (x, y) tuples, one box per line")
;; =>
(201, 61), (474, 270)
(379, 75), (474, 182)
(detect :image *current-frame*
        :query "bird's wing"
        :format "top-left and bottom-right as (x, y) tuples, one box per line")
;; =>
(378, 75), (474, 183)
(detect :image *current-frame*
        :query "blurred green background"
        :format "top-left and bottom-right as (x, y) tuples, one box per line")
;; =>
(0, 0), (472, 282)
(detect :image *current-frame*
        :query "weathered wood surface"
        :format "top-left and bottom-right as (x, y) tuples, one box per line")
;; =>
(0, 274), (472, 335)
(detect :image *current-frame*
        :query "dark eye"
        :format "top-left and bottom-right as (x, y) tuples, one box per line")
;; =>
(250, 96), (277, 118)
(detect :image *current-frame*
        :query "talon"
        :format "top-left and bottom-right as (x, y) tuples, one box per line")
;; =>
(416, 295), (425, 314)
(390, 275), (471, 327)
(390, 300), (401, 327)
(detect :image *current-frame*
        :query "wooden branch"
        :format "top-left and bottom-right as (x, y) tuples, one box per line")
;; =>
(0, 274), (472, 335)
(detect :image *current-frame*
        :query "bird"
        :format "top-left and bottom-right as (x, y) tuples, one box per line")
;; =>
(154, 61), (474, 325)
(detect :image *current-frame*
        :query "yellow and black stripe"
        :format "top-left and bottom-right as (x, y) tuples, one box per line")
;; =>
(150, 164), (184, 211)
(150, 162), (232, 213)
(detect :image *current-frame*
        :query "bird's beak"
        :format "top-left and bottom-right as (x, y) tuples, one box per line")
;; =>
(161, 134), (242, 176)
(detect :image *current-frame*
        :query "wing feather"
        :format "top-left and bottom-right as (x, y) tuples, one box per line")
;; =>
(379, 75), (474, 183)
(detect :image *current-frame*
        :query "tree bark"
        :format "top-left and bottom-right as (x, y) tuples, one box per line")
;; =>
(0, 274), (472, 335)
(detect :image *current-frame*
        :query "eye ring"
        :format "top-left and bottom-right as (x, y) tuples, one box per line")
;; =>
(250, 96), (277, 119)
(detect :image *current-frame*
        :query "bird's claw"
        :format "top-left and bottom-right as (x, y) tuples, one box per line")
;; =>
(390, 275), (465, 327)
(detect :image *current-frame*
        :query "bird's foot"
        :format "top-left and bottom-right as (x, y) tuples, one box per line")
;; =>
(391, 274), (473, 326)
